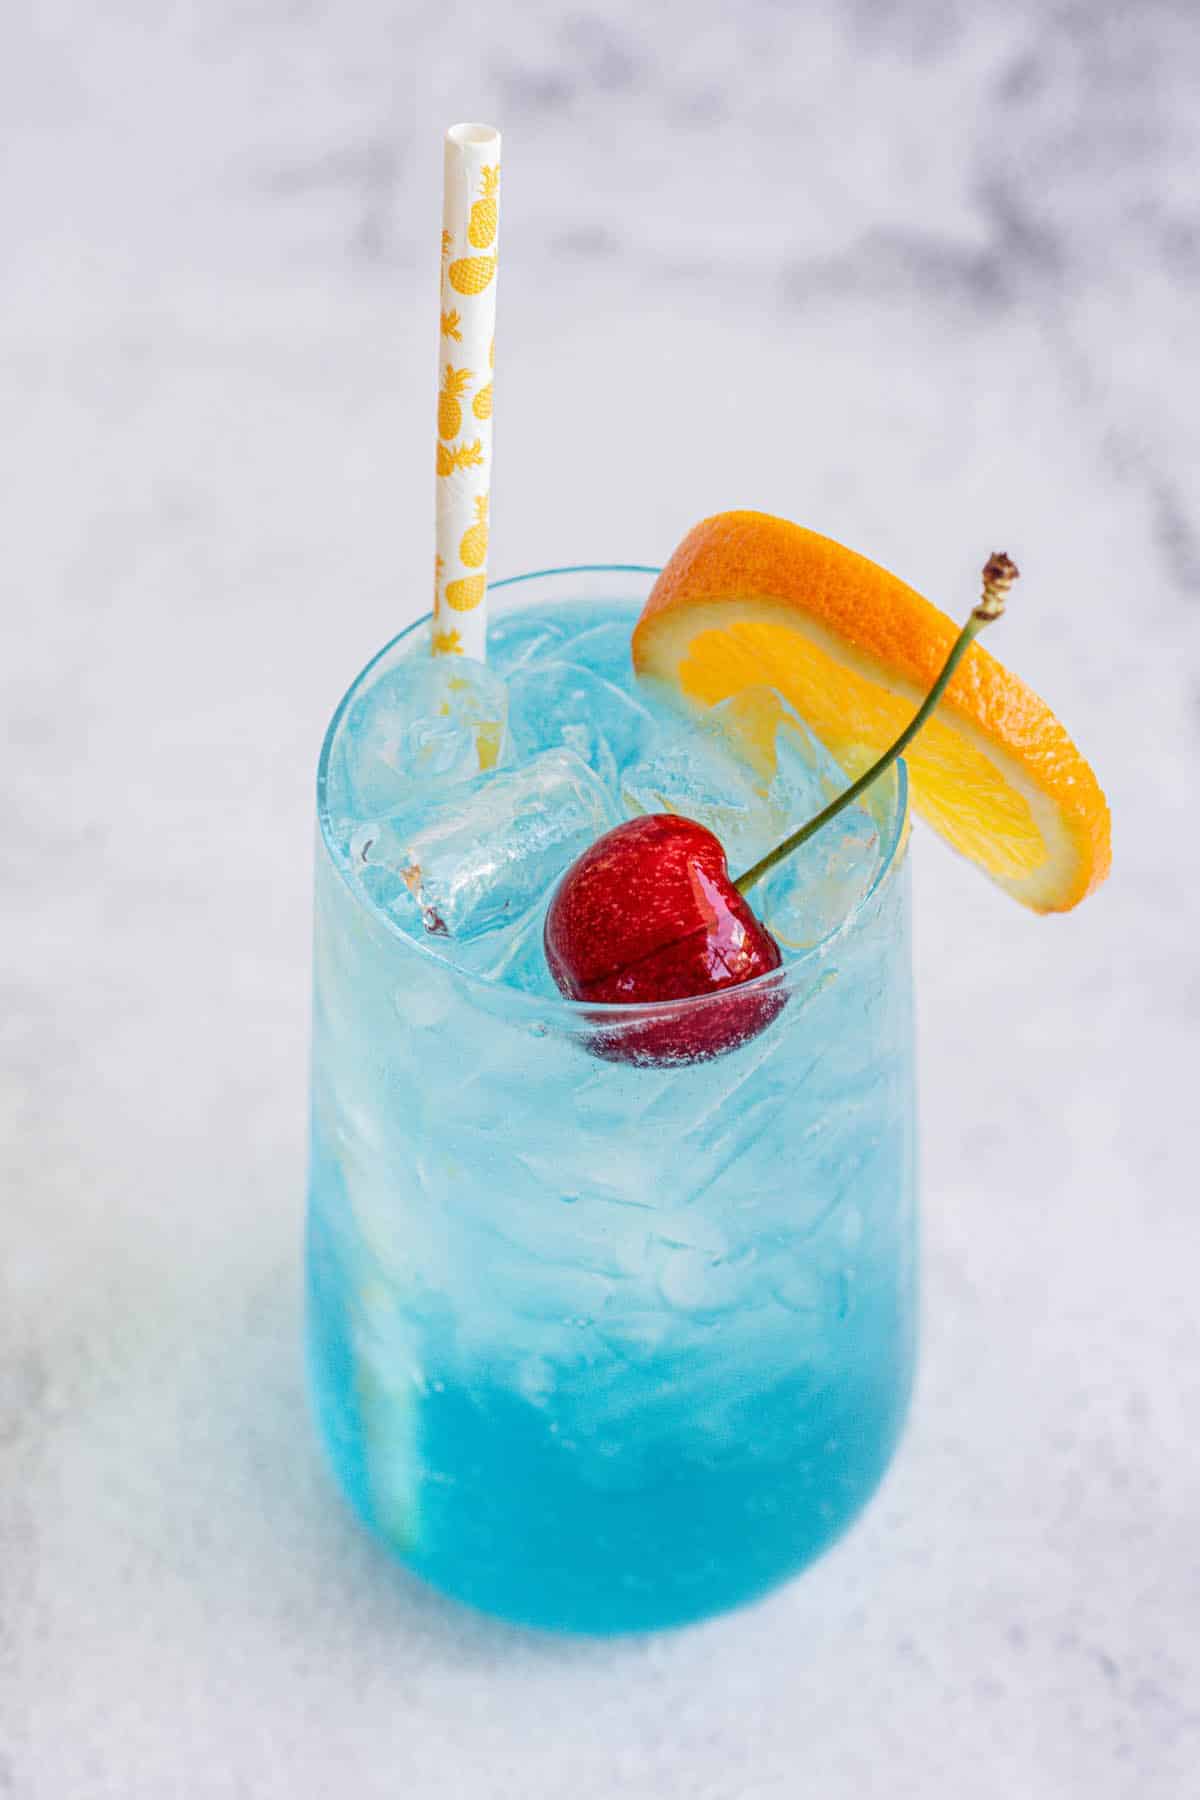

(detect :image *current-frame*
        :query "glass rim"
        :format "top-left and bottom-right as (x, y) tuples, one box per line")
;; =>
(316, 564), (912, 1027)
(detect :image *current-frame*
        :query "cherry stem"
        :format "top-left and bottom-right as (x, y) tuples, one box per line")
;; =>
(735, 552), (1020, 899)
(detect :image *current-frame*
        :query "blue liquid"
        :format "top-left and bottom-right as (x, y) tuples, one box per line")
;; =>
(307, 570), (917, 1634)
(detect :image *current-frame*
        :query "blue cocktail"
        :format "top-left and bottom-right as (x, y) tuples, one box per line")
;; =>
(307, 565), (917, 1634)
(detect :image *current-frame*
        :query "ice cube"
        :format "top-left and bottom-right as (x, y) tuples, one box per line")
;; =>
(508, 660), (656, 790)
(347, 822), (412, 917)
(436, 894), (559, 995)
(488, 608), (573, 673)
(622, 734), (769, 871)
(556, 619), (636, 688)
(356, 748), (619, 941)
(657, 1243), (759, 1317)
(758, 806), (881, 949)
(474, 899), (559, 996)
(622, 686), (844, 877)
(331, 656), (509, 823)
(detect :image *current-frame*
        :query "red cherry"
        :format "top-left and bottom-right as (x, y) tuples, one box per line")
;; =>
(544, 815), (785, 1066)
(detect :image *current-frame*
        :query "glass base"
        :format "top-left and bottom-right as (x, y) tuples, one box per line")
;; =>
(307, 1203), (914, 1636)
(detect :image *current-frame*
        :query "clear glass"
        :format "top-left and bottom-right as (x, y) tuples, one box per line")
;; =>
(306, 566), (918, 1634)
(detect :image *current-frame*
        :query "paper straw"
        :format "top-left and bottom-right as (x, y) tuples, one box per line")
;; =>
(432, 123), (500, 661)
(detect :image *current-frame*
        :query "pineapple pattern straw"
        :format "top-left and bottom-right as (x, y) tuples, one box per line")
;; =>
(438, 367), (474, 440)
(473, 339), (494, 422)
(460, 495), (489, 567)
(433, 126), (500, 662)
(435, 439), (483, 477)
(448, 251), (497, 296)
(468, 166), (500, 247)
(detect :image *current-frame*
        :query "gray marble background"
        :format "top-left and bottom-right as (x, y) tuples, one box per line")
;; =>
(2, 2), (1198, 1795)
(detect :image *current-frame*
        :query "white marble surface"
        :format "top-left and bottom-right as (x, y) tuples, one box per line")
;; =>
(2, 3), (1198, 1795)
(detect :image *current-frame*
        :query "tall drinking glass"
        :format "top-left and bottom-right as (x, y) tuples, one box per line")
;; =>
(306, 566), (917, 1634)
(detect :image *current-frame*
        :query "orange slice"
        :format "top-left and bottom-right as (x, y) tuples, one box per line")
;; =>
(632, 511), (1110, 912)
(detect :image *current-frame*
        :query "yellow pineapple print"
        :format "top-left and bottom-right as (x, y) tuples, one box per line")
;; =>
(445, 573), (487, 612)
(459, 494), (489, 569)
(436, 438), (483, 477)
(473, 333), (494, 417)
(448, 251), (497, 296)
(467, 166), (500, 249)
(475, 718), (503, 770)
(432, 626), (463, 655)
(440, 309), (462, 342)
(437, 366), (473, 440)
(440, 229), (451, 262)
